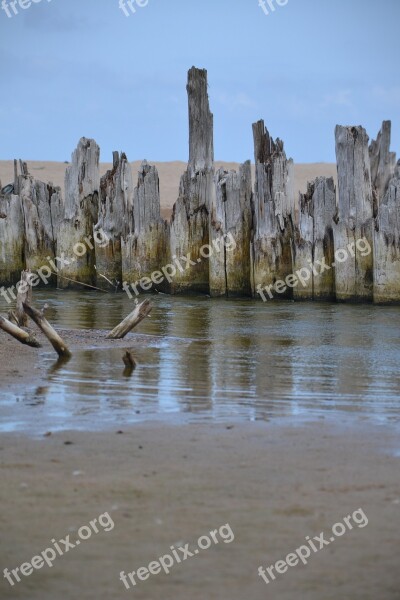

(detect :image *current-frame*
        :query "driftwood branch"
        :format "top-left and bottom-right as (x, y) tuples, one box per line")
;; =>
(23, 302), (71, 357)
(0, 316), (41, 348)
(106, 299), (152, 339)
(16, 270), (33, 327)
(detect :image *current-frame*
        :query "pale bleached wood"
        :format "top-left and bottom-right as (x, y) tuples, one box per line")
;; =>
(15, 161), (62, 278)
(170, 67), (213, 294)
(23, 302), (71, 357)
(57, 138), (100, 289)
(0, 316), (41, 348)
(96, 152), (133, 288)
(373, 161), (400, 303)
(210, 162), (252, 296)
(0, 190), (25, 287)
(369, 120), (397, 213)
(122, 160), (170, 294)
(106, 299), (152, 339)
(251, 120), (295, 300)
(293, 177), (336, 300)
(334, 126), (374, 302)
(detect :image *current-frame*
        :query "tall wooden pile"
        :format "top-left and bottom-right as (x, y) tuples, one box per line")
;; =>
(293, 177), (336, 300)
(209, 162), (253, 296)
(251, 120), (295, 299)
(96, 151), (133, 289)
(170, 67), (214, 294)
(14, 160), (62, 279)
(122, 160), (170, 294)
(334, 126), (374, 302)
(57, 138), (100, 288)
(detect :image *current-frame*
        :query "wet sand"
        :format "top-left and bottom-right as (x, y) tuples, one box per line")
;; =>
(0, 420), (399, 600)
(0, 327), (157, 395)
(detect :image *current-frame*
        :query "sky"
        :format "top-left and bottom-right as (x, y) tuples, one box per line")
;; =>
(0, 0), (399, 164)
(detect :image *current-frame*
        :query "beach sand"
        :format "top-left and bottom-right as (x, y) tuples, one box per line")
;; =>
(0, 417), (398, 600)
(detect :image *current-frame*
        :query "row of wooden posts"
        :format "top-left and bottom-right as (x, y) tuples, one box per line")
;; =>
(1, 67), (399, 303)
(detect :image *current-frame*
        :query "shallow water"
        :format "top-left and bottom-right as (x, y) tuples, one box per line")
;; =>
(1, 290), (400, 433)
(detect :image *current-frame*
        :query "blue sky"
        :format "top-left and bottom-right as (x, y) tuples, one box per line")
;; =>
(0, 0), (399, 163)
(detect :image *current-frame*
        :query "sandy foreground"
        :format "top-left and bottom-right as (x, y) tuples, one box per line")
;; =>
(0, 337), (399, 600)
(0, 419), (399, 600)
(0, 160), (337, 221)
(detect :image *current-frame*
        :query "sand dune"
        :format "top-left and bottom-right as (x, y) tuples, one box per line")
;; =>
(0, 160), (337, 221)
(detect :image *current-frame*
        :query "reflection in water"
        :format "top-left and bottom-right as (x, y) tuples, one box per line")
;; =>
(1, 290), (400, 432)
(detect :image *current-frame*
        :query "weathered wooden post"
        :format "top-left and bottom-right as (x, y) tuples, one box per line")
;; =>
(251, 120), (295, 301)
(293, 177), (336, 300)
(96, 152), (133, 289)
(122, 160), (170, 296)
(209, 162), (252, 296)
(0, 186), (25, 288)
(369, 120), (397, 213)
(373, 161), (400, 303)
(57, 138), (100, 288)
(334, 126), (374, 302)
(170, 67), (214, 294)
(15, 160), (62, 280)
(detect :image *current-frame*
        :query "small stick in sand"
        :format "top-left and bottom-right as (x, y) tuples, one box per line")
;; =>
(0, 316), (41, 348)
(106, 299), (152, 340)
(23, 302), (71, 358)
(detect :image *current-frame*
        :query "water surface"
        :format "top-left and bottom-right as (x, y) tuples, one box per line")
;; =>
(1, 290), (400, 433)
